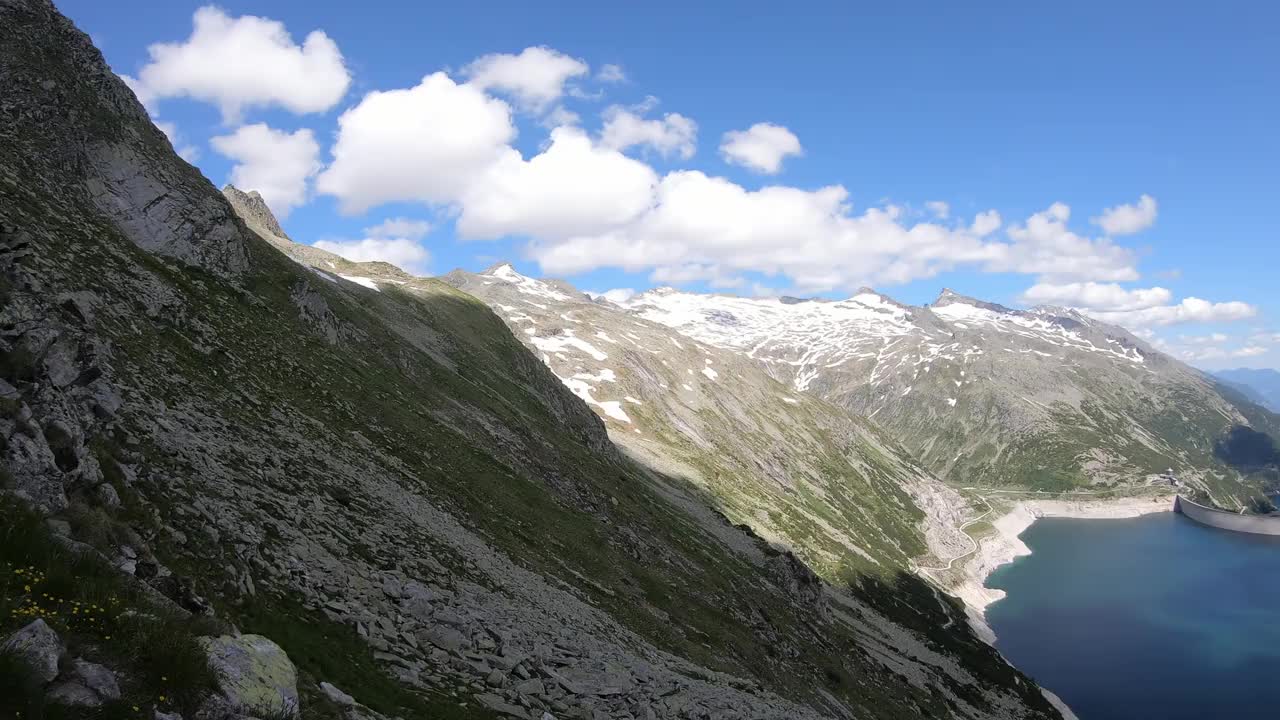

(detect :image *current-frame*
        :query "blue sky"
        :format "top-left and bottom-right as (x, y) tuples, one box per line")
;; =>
(61, 0), (1279, 369)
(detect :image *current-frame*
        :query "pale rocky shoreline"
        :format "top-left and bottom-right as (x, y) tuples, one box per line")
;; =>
(934, 494), (1175, 720)
(942, 494), (1175, 641)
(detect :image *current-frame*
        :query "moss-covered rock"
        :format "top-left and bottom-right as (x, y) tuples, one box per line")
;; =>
(200, 634), (299, 713)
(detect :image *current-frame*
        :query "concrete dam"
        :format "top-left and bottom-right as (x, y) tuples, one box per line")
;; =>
(1175, 495), (1280, 536)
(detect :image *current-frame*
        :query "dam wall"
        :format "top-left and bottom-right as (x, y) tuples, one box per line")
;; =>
(1175, 496), (1280, 536)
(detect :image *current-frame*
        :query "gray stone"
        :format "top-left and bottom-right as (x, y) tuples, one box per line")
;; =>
(514, 678), (545, 696)
(45, 659), (121, 706)
(95, 482), (121, 508)
(2, 619), (63, 684)
(199, 634), (298, 713)
(475, 692), (528, 718)
(0, 377), (19, 401)
(41, 336), (80, 387)
(420, 626), (469, 652)
(318, 681), (355, 707)
(47, 680), (101, 706)
(404, 595), (433, 620)
(485, 669), (506, 687)
(45, 518), (72, 536)
(67, 658), (121, 700)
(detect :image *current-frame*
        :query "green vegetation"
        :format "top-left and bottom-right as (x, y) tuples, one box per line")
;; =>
(232, 596), (494, 720)
(0, 497), (219, 719)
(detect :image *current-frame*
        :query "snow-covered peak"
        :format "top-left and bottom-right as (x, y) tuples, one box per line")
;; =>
(482, 262), (571, 302)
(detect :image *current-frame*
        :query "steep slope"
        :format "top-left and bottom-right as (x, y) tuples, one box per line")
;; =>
(441, 264), (966, 582)
(0, 2), (1060, 718)
(620, 288), (1278, 502)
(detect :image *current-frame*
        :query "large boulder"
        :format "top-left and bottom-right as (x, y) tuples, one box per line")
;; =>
(1, 619), (64, 684)
(46, 658), (122, 706)
(199, 634), (299, 714)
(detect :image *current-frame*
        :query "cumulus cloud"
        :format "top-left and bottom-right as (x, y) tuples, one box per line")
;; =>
(589, 288), (637, 304)
(1180, 332), (1229, 345)
(463, 46), (588, 111)
(316, 72), (515, 214)
(989, 203), (1138, 282)
(303, 63), (1185, 297)
(1093, 194), (1157, 236)
(925, 201), (950, 219)
(1178, 344), (1267, 362)
(719, 123), (803, 174)
(970, 210), (1002, 237)
(364, 217), (431, 240)
(313, 237), (430, 274)
(456, 127), (658, 240)
(1021, 282), (1171, 311)
(127, 6), (350, 122)
(210, 123), (320, 218)
(528, 171), (1003, 292)
(597, 64), (626, 83)
(1087, 297), (1257, 328)
(600, 104), (697, 159)
(542, 106), (581, 128)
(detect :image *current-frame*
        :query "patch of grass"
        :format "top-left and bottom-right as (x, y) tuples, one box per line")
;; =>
(232, 595), (494, 720)
(0, 496), (219, 719)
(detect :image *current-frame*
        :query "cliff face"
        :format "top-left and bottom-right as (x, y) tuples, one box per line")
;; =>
(0, 1), (1060, 718)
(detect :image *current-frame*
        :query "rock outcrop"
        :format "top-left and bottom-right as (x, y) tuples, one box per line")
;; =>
(2, 620), (64, 684)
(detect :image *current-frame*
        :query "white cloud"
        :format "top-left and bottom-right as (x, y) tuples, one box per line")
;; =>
(1021, 282), (1171, 311)
(463, 46), (588, 111)
(316, 72), (515, 214)
(542, 106), (581, 128)
(597, 64), (626, 83)
(528, 171), (1003, 292)
(1178, 344), (1267, 362)
(128, 6), (350, 122)
(589, 288), (637, 304)
(1180, 332), (1229, 345)
(456, 127), (658, 240)
(154, 121), (200, 163)
(364, 217), (431, 240)
(313, 237), (430, 274)
(970, 210), (1002, 237)
(925, 201), (950, 219)
(989, 202), (1138, 282)
(210, 123), (320, 218)
(1093, 194), (1157, 236)
(600, 105), (697, 159)
(719, 123), (803, 174)
(1087, 297), (1257, 328)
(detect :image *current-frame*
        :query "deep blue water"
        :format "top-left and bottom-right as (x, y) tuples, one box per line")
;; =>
(985, 512), (1280, 720)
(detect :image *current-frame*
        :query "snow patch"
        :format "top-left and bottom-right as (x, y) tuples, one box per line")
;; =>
(339, 275), (380, 291)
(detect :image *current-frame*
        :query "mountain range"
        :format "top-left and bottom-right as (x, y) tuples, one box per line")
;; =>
(1214, 368), (1280, 413)
(613, 286), (1278, 501)
(2, 1), (1276, 718)
(1, 2), (1064, 717)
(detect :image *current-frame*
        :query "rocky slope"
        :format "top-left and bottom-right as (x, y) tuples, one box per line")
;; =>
(441, 263), (969, 580)
(618, 288), (1279, 502)
(1, 2), (1060, 718)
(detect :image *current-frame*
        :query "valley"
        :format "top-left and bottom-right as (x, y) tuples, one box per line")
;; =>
(2, 2), (1277, 719)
